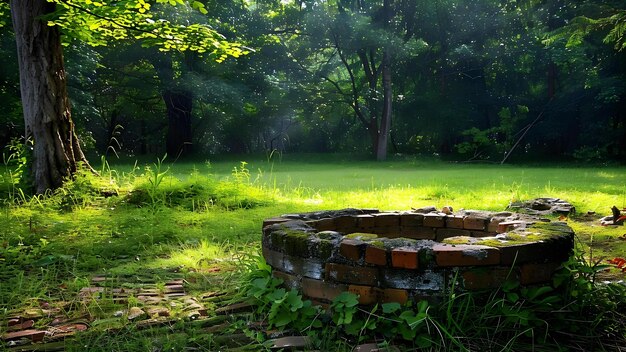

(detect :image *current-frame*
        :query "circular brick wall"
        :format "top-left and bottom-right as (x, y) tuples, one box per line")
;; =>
(261, 208), (574, 305)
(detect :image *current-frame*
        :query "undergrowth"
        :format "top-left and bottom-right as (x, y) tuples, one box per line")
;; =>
(241, 248), (626, 351)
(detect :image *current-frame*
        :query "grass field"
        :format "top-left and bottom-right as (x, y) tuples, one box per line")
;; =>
(1, 155), (625, 350)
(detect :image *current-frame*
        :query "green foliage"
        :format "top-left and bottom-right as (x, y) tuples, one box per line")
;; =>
(45, 0), (250, 60)
(1, 139), (31, 201)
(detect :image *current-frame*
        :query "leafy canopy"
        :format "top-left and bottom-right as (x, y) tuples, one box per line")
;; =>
(44, 0), (251, 61)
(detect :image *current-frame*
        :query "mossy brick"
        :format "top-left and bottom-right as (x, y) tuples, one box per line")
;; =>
(282, 252), (324, 279)
(400, 213), (424, 227)
(374, 213), (401, 228)
(269, 230), (287, 251)
(435, 228), (471, 241)
(262, 246), (284, 269)
(461, 267), (517, 290)
(463, 216), (487, 231)
(356, 215), (376, 229)
(301, 278), (347, 302)
(365, 245), (388, 266)
(400, 226), (436, 240)
(309, 218), (336, 231)
(283, 232), (312, 256)
(339, 238), (366, 262)
(381, 269), (444, 290)
(433, 244), (500, 266)
(391, 247), (419, 269)
(445, 216), (465, 229)
(423, 213), (446, 227)
(325, 263), (379, 286)
(345, 232), (379, 241)
(520, 262), (561, 285)
(418, 248), (436, 267)
(382, 288), (409, 304)
(314, 238), (337, 262)
(348, 285), (382, 305)
(334, 215), (358, 233)
(272, 270), (300, 290)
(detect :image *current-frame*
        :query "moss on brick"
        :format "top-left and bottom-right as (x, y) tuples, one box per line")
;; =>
(283, 231), (312, 256)
(346, 232), (379, 241)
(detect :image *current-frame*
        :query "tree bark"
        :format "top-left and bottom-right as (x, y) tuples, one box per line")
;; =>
(11, 0), (92, 194)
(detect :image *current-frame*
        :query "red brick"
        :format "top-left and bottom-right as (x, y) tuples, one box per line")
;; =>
(423, 213), (446, 227)
(356, 215), (376, 229)
(400, 226), (436, 239)
(463, 216), (487, 230)
(520, 262), (560, 285)
(435, 228), (471, 241)
(400, 213), (424, 227)
(311, 218), (336, 231)
(382, 288), (409, 304)
(348, 285), (382, 305)
(391, 247), (419, 269)
(301, 278), (347, 301)
(374, 213), (400, 228)
(433, 244), (500, 266)
(335, 215), (358, 233)
(365, 245), (387, 266)
(2, 330), (46, 342)
(325, 263), (379, 285)
(462, 268), (516, 290)
(445, 215), (465, 229)
(339, 239), (365, 261)
(371, 227), (401, 236)
(487, 218), (504, 233)
(262, 246), (283, 269)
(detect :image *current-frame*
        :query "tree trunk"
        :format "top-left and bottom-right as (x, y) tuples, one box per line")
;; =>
(376, 50), (392, 161)
(11, 0), (92, 194)
(163, 89), (193, 158)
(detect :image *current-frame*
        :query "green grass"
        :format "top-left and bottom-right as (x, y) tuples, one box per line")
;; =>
(1, 155), (625, 350)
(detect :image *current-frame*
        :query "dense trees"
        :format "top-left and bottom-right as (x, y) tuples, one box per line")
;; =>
(2, 0), (625, 191)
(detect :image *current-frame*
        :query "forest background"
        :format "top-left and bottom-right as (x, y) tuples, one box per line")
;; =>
(1, 0), (625, 167)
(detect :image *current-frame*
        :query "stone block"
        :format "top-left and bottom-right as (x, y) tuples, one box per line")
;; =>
(433, 244), (500, 266)
(423, 213), (446, 228)
(365, 245), (388, 266)
(391, 247), (419, 269)
(325, 263), (379, 286)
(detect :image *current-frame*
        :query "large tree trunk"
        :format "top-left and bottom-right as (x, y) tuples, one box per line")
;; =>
(376, 50), (392, 161)
(11, 0), (91, 194)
